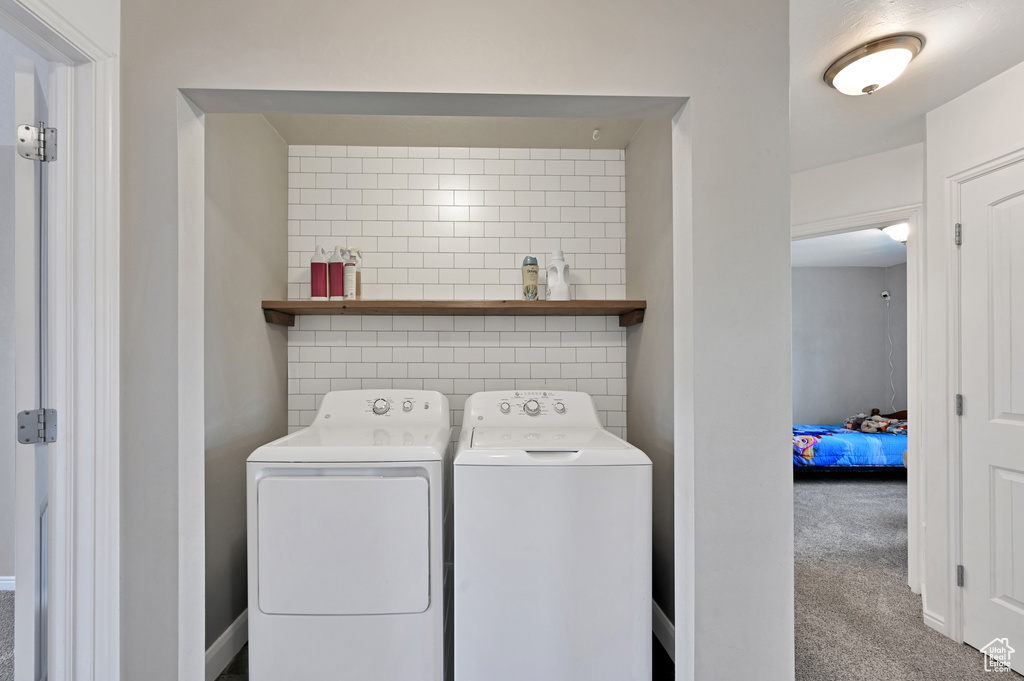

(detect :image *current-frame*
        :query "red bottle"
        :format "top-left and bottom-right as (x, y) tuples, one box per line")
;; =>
(329, 245), (347, 300)
(310, 245), (328, 300)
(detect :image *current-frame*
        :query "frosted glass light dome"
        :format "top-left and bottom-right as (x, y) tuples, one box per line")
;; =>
(825, 35), (923, 96)
(882, 223), (910, 243)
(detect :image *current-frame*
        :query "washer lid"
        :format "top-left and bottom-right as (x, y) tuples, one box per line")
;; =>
(471, 427), (624, 451)
(248, 425), (450, 463)
(457, 427), (651, 466)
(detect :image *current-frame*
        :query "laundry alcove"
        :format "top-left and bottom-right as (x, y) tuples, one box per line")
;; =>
(188, 89), (685, 674)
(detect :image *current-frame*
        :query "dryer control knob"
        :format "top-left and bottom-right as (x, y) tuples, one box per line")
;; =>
(500, 402), (511, 413)
(554, 402), (566, 414)
(403, 400), (414, 412)
(373, 398), (390, 415)
(524, 399), (541, 416)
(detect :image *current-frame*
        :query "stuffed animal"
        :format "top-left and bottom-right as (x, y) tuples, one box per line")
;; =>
(860, 414), (891, 433)
(845, 413), (868, 431)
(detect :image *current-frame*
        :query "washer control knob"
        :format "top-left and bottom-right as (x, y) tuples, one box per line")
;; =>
(500, 402), (511, 413)
(554, 402), (566, 414)
(372, 398), (390, 415)
(524, 399), (541, 416)
(403, 400), (414, 412)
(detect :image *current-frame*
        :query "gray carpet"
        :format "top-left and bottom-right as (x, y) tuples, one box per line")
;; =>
(795, 472), (1018, 680)
(0, 590), (12, 681)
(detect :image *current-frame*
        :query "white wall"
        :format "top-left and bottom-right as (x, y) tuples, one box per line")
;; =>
(792, 144), (923, 228)
(624, 119), (675, 623)
(27, 0), (119, 57)
(792, 265), (907, 424)
(923, 58), (1024, 636)
(203, 113), (288, 648)
(120, 1), (791, 679)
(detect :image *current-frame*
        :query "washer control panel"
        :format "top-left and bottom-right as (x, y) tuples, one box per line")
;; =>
(466, 391), (601, 427)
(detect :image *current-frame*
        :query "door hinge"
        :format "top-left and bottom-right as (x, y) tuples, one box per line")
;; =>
(955, 394), (964, 416)
(955, 222), (962, 247)
(17, 409), (58, 444)
(957, 564), (965, 587)
(16, 123), (57, 162)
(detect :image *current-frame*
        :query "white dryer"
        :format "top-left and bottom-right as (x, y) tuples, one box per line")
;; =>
(454, 390), (652, 681)
(247, 390), (450, 681)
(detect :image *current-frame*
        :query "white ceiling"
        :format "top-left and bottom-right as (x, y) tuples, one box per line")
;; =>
(791, 0), (1024, 172)
(791, 228), (907, 268)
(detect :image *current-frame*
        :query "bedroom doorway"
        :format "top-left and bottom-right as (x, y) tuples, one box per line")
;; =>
(791, 226), (909, 444)
(790, 218), (940, 677)
(790, 205), (923, 592)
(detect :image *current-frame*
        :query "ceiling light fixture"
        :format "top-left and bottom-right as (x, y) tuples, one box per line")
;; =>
(824, 34), (923, 96)
(881, 223), (909, 243)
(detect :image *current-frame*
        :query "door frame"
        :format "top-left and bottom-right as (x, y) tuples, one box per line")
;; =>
(945, 147), (1024, 644)
(791, 203), (925, 595)
(0, 1), (120, 678)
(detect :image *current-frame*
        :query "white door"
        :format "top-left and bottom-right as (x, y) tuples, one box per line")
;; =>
(960, 158), (1024, 674)
(2, 28), (53, 681)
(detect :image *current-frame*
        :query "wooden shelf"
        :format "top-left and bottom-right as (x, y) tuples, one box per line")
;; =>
(262, 299), (647, 328)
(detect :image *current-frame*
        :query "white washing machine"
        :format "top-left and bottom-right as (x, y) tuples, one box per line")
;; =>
(454, 390), (652, 681)
(247, 389), (450, 681)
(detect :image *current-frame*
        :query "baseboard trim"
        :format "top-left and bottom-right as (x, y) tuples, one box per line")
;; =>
(204, 602), (668, 675)
(0, 577), (13, 591)
(653, 599), (674, 663)
(923, 609), (947, 636)
(205, 609), (247, 681)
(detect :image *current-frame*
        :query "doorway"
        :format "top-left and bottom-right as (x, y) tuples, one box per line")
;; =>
(1, 25), (53, 681)
(791, 225), (914, 677)
(0, 5), (121, 679)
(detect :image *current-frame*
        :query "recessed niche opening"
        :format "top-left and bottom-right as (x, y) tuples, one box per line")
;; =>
(185, 89), (687, 663)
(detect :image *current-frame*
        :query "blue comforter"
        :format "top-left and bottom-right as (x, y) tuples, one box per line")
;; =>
(793, 424), (906, 467)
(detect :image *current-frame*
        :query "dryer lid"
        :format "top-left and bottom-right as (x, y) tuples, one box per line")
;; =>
(248, 425), (450, 463)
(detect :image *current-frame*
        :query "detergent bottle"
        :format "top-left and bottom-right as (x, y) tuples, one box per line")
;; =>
(310, 245), (328, 300)
(546, 250), (570, 301)
(329, 245), (347, 300)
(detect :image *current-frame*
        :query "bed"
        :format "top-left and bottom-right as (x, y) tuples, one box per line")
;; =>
(793, 410), (907, 468)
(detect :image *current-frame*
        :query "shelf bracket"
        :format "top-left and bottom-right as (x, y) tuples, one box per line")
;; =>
(263, 309), (295, 327)
(619, 309), (645, 327)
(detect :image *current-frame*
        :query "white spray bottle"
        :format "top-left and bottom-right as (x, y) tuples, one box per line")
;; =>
(344, 247), (362, 299)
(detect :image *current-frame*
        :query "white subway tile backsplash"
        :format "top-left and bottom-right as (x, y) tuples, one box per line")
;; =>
(331, 158), (362, 174)
(500, 148), (531, 160)
(287, 146), (628, 435)
(499, 175), (530, 191)
(438, 206), (469, 222)
(347, 146), (379, 158)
